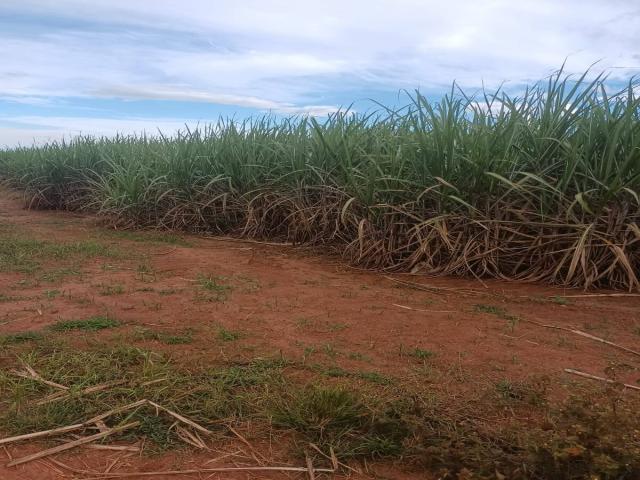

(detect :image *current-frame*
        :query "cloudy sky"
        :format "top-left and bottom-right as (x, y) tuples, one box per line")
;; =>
(1, 0), (638, 146)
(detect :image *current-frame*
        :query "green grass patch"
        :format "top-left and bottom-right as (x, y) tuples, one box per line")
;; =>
(356, 371), (392, 385)
(404, 347), (435, 360)
(136, 262), (157, 282)
(51, 316), (120, 332)
(196, 274), (232, 302)
(217, 327), (241, 342)
(0, 293), (28, 302)
(550, 296), (570, 305)
(135, 328), (194, 345)
(0, 233), (123, 275)
(312, 364), (391, 385)
(474, 304), (520, 328)
(163, 335), (193, 345)
(99, 283), (125, 296)
(158, 288), (178, 296)
(0, 331), (44, 345)
(322, 366), (351, 377)
(103, 230), (191, 247)
(347, 352), (371, 362)
(39, 267), (82, 283)
(327, 322), (348, 332)
(271, 385), (404, 457)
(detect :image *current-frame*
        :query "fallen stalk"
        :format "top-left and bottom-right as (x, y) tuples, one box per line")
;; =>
(0, 424), (86, 446)
(10, 359), (69, 391)
(7, 422), (140, 467)
(564, 368), (640, 391)
(10, 369), (69, 391)
(526, 320), (640, 358)
(147, 400), (211, 435)
(0, 399), (147, 446)
(0, 398), (211, 465)
(36, 380), (129, 405)
(392, 303), (455, 313)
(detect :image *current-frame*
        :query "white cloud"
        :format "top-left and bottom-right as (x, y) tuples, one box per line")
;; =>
(0, 0), (639, 145)
(2, 1), (637, 93)
(1, 96), (54, 107)
(92, 85), (338, 115)
(0, 128), (65, 147)
(0, 116), (209, 147)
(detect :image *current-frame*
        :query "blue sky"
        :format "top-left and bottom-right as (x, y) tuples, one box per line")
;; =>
(1, 0), (638, 146)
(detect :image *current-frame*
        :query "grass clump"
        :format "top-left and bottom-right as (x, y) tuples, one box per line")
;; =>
(474, 304), (520, 328)
(357, 371), (392, 385)
(217, 327), (241, 342)
(40, 267), (82, 283)
(209, 358), (287, 388)
(495, 378), (548, 406)
(411, 348), (434, 360)
(99, 283), (125, 296)
(135, 328), (194, 345)
(402, 346), (435, 361)
(136, 262), (157, 282)
(272, 386), (365, 433)
(163, 335), (192, 345)
(271, 385), (405, 457)
(0, 293), (26, 302)
(551, 296), (570, 305)
(51, 316), (120, 332)
(0, 331), (44, 345)
(104, 230), (190, 246)
(158, 288), (178, 296)
(196, 274), (232, 302)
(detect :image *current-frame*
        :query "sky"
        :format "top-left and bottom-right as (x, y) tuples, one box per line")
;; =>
(1, 0), (639, 147)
